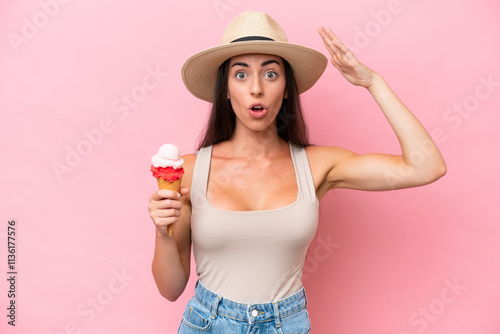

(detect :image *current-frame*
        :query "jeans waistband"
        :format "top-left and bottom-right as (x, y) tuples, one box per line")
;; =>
(193, 280), (308, 325)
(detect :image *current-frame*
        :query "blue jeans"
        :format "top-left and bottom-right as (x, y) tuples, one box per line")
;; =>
(178, 280), (311, 333)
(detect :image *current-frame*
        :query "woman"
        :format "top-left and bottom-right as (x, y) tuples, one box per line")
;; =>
(148, 11), (446, 333)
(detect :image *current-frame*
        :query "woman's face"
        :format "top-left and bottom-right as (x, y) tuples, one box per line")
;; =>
(227, 53), (287, 134)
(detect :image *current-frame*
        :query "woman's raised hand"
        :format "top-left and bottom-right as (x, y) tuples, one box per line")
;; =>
(318, 27), (377, 89)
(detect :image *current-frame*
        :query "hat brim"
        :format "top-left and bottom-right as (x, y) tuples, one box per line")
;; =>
(181, 41), (328, 102)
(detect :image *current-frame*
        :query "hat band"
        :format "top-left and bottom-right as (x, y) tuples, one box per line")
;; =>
(230, 36), (275, 43)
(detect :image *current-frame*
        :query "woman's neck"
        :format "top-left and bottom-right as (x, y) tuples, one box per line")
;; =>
(223, 125), (287, 159)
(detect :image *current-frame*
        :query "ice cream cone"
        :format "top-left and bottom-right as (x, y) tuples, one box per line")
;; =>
(151, 143), (185, 237)
(157, 177), (182, 192)
(157, 177), (182, 236)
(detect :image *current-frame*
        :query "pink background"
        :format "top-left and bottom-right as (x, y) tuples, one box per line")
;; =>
(1, 1), (499, 333)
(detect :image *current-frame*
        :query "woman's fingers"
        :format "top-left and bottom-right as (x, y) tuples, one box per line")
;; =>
(148, 190), (183, 217)
(326, 28), (349, 52)
(147, 188), (187, 236)
(319, 28), (341, 51)
(149, 198), (180, 210)
(158, 189), (181, 199)
(319, 30), (352, 69)
(319, 27), (340, 55)
(179, 186), (190, 194)
(154, 208), (182, 218)
(150, 189), (179, 202)
(318, 26), (375, 87)
(155, 198), (182, 210)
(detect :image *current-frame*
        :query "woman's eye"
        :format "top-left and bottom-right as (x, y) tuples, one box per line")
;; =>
(236, 72), (247, 79)
(265, 71), (277, 79)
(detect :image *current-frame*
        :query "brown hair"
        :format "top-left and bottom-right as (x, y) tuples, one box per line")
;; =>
(196, 58), (310, 150)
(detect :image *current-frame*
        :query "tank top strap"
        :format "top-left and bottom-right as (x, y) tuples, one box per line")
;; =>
(191, 145), (213, 207)
(192, 143), (317, 205)
(289, 143), (318, 203)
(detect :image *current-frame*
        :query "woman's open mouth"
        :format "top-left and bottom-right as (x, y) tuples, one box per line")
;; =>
(248, 103), (268, 119)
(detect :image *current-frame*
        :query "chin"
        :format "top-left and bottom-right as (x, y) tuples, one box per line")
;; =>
(246, 121), (277, 134)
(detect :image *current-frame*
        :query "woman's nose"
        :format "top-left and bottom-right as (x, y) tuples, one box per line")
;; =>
(250, 78), (263, 96)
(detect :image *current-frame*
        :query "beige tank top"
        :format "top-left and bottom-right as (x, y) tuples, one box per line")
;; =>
(191, 142), (319, 303)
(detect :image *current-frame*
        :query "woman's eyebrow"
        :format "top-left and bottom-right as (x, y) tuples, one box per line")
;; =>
(230, 60), (280, 68)
(231, 62), (248, 68)
(261, 59), (280, 67)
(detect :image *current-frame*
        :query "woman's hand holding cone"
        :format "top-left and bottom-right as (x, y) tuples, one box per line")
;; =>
(148, 187), (189, 237)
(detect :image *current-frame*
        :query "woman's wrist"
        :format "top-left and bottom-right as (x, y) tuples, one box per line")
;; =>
(156, 228), (175, 239)
(365, 72), (385, 93)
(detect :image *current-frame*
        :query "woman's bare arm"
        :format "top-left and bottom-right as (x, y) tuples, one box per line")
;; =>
(149, 154), (196, 301)
(313, 27), (446, 192)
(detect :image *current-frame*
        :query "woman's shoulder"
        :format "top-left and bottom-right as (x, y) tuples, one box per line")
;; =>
(305, 145), (335, 162)
(182, 153), (197, 174)
(304, 145), (355, 198)
(180, 153), (197, 190)
(181, 143), (216, 172)
(305, 145), (352, 162)
(304, 144), (354, 178)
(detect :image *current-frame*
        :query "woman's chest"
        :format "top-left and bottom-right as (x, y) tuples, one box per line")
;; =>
(206, 156), (298, 211)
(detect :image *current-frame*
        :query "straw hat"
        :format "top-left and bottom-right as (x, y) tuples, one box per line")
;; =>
(181, 11), (328, 102)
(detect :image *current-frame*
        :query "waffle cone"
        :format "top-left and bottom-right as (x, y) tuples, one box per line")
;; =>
(156, 177), (182, 236)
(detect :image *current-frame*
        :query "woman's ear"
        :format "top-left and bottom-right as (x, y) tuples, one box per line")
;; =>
(284, 90), (288, 99)
(227, 92), (230, 99)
